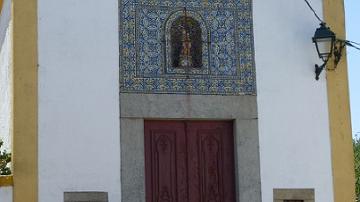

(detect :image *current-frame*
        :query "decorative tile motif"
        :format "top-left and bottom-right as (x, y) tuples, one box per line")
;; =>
(119, 0), (256, 95)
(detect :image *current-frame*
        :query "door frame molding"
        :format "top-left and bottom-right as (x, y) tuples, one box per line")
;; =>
(120, 93), (262, 202)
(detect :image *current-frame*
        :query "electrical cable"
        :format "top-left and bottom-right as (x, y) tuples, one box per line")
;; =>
(340, 39), (360, 51)
(346, 40), (360, 46)
(303, 0), (324, 23)
(345, 41), (360, 51)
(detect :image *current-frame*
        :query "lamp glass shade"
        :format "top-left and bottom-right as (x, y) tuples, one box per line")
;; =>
(314, 37), (334, 61)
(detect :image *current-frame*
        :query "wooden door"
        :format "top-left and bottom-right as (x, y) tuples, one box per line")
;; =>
(145, 121), (235, 202)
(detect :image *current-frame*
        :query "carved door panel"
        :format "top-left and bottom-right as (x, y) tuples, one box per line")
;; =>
(186, 121), (235, 202)
(145, 121), (235, 202)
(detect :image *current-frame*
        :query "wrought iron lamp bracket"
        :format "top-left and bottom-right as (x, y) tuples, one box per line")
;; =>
(315, 57), (329, 80)
(333, 39), (346, 67)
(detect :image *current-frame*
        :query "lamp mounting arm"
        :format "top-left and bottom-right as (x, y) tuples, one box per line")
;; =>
(315, 57), (329, 80)
(333, 39), (346, 67)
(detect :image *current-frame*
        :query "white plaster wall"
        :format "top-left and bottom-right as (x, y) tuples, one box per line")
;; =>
(38, 0), (120, 201)
(0, 22), (12, 152)
(0, 187), (13, 202)
(253, 0), (334, 201)
(37, 0), (335, 201)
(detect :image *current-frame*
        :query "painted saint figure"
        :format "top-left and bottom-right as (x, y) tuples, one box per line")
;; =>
(179, 28), (193, 67)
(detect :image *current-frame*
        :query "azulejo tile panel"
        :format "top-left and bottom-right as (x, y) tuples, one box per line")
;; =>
(119, 0), (256, 95)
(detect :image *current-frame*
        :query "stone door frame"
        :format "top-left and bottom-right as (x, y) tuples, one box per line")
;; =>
(120, 94), (262, 202)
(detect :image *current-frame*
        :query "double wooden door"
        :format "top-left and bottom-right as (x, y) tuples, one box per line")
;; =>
(145, 121), (236, 202)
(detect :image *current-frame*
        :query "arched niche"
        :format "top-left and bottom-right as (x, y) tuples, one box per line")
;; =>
(164, 10), (210, 75)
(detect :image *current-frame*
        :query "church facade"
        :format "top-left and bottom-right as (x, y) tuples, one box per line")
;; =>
(0, 0), (355, 201)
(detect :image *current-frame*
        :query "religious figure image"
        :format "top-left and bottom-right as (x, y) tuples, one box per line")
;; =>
(170, 10), (202, 69)
(179, 28), (193, 67)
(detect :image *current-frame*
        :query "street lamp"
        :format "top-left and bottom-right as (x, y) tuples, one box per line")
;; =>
(312, 23), (336, 80)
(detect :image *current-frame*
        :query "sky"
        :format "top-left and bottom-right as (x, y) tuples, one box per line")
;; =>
(345, 0), (360, 137)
